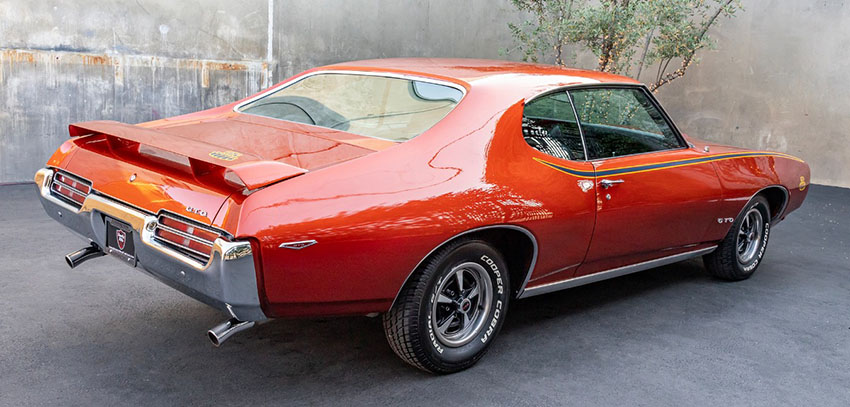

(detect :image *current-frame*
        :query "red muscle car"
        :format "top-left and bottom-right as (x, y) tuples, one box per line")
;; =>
(36, 58), (810, 373)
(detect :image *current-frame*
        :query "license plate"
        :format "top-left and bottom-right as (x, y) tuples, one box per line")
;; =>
(106, 219), (136, 264)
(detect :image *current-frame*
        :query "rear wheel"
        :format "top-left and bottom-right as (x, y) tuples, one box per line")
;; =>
(383, 238), (510, 374)
(704, 195), (771, 281)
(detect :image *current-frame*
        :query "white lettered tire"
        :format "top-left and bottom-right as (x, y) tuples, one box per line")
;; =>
(383, 238), (510, 373)
(704, 195), (772, 281)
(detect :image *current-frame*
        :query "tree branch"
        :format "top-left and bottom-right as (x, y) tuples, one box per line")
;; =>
(650, 0), (734, 91)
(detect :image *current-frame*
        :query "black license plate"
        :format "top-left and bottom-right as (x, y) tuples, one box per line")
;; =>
(106, 219), (136, 263)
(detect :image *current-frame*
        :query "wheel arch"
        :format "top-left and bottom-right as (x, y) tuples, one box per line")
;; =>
(758, 185), (790, 221)
(388, 225), (538, 310)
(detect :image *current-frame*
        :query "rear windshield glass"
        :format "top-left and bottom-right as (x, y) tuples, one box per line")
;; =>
(237, 73), (464, 142)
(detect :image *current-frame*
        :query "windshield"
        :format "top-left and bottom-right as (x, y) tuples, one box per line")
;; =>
(237, 73), (464, 142)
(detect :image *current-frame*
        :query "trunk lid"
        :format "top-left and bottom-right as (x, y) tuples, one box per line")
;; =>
(61, 115), (389, 227)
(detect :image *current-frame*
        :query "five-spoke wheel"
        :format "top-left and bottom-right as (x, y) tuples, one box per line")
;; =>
(383, 238), (509, 374)
(705, 195), (772, 281)
(736, 207), (764, 264)
(432, 262), (493, 347)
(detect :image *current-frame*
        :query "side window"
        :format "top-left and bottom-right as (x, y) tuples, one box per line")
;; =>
(569, 88), (682, 159)
(522, 92), (586, 161)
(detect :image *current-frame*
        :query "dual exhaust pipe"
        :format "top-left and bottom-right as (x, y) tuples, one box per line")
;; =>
(207, 318), (255, 347)
(66, 244), (255, 346)
(65, 244), (105, 268)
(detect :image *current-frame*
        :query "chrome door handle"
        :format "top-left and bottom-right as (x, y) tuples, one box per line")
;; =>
(599, 179), (625, 189)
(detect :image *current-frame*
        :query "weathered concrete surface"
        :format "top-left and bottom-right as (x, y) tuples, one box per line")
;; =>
(1, 183), (848, 405)
(0, 1), (269, 60)
(0, 0), (274, 184)
(272, 0), (521, 78)
(1, 0), (848, 187)
(651, 1), (850, 188)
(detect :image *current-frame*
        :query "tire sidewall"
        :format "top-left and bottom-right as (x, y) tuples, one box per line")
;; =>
(734, 197), (771, 275)
(418, 241), (510, 365)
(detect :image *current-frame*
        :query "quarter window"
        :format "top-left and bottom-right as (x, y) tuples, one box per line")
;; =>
(569, 88), (682, 159)
(522, 92), (585, 161)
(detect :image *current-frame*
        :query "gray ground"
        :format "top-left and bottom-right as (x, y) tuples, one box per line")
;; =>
(1, 183), (848, 406)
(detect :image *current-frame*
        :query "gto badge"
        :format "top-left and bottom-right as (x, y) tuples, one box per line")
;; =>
(116, 229), (127, 250)
(717, 217), (735, 224)
(186, 206), (208, 217)
(209, 150), (242, 161)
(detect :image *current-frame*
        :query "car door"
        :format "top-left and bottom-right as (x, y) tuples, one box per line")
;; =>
(518, 90), (597, 284)
(569, 86), (724, 277)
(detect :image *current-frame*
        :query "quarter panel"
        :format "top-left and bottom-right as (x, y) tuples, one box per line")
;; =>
(234, 88), (596, 317)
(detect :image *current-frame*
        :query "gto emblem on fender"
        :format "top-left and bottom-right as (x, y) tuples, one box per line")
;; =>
(279, 240), (318, 250)
(186, 206), (208, 217)
(717, 217), (735, 224)
(209, 150), (242, 161)
(116, 229), (126, 250)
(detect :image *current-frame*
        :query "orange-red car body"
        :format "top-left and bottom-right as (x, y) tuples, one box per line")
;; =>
(36, 59), (810, 320)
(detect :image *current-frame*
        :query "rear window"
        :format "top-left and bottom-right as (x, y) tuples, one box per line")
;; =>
(237, 73), (464, 142)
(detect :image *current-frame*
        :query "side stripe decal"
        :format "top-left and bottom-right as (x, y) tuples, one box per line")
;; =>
(535, 151), (804, 178)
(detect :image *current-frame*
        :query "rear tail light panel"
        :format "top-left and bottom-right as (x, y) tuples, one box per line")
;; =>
(152, 212), (224, 264)
(50, 171), (92, 208)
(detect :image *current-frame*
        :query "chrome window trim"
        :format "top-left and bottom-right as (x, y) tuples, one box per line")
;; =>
(518, 245), (717, 299)
(389, 224), (539, 310)
(232, 69), (469, 143)
(566, 90), (590, 161)
(567, 83), (689, 158)
(522, 83), (690, 163)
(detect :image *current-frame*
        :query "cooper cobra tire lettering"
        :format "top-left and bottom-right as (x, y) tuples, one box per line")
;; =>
(426, 312), (444, 354)
(481, 300), (501, 344)
(703, 195), (772, 281)
(742, 222), (769, 273)
(480, 254), (504, 294)
(427, 275), (446, 354)
(383, 238), (510, 374)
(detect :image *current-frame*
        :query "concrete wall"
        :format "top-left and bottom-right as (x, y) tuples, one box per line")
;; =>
(0, 0), (847, 187)
(654, 0), (850, 188)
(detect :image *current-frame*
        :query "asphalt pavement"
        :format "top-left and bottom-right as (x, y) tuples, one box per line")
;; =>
(1, 183), (848, 406)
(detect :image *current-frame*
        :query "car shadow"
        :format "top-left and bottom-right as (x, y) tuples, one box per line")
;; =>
(504, 258), (712, 332)
(67, 259), (713, 387)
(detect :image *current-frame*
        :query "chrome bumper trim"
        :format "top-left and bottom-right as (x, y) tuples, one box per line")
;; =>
(35, 168), (266, 321)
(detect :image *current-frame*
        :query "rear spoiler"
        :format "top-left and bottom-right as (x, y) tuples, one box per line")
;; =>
(69, 120), (307, 190)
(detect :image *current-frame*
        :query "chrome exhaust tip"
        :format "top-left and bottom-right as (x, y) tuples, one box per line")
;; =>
(65, 244), (105, 269)
(207, 318), (255, 347)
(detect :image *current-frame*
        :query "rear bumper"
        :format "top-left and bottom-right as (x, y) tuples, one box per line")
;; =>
(35, 168), (266, 321)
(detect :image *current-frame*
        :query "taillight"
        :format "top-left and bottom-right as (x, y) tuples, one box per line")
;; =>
(50, 171), (92, 208)
(152, 212), (222, 263)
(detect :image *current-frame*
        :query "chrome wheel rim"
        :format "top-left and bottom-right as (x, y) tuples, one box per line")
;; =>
(736, 208), (764, 264)
(431, 262), (493, 347)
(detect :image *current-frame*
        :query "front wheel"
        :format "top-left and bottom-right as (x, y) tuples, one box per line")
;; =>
(383, 238), (510, 374)
(704, 195), (772, 281)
